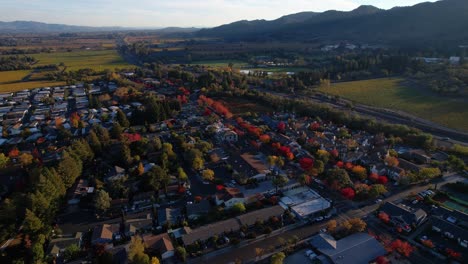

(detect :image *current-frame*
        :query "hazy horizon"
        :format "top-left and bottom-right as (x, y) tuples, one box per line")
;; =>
(1, 0), (438, 28)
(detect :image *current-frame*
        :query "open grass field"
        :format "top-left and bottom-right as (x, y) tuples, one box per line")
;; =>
(33, 50), (132, 71)
(0, 80), (66, 93)
(317, 78), (468, 132)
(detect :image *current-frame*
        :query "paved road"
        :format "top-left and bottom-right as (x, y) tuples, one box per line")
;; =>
(190, 173), (465, 264)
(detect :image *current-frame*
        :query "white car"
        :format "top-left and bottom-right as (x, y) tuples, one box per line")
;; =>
(314, 217), (324, 222)
(305, 250), (314, 257)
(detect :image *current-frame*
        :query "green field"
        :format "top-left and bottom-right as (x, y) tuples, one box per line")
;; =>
(189, 60), (249, 68)
(317, 78), (468, 132)
(33, 50), (132, 71)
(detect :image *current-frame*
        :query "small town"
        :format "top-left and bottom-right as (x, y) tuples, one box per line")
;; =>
(0, 63), (467, 264)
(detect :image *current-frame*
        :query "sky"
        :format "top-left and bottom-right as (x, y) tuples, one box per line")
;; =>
(0, 0), (439, 28)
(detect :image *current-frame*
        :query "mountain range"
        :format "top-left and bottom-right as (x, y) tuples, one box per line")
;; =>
(1, 0), (467, 47)
(196, 0), (468, 46)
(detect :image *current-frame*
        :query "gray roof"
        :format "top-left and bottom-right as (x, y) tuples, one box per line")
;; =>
(187, 200), (211, 217)
(310, 233), (386, 264)
(182, 218), (241, 245)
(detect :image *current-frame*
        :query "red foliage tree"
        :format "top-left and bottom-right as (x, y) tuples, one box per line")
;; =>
(277, 122), (286, 132)
(375, 256), (389, 264)
(216, 185), (225, 191)
(310, 122), (320, 131)
(378, 212), (390, 224)
(390, 239), (414, 257)
(341, 187), (356, 200)
(445, 248), (462, 259)
(259, 134), (271, 143)
(345, 162), (354, 170)
(203, 108), (212, 116)
(377, 176), (388, 184)
(336, 161), (344, 168)
(299, 157), (314, 170)
(70, 112), (80, 128)
(8, 147), (20, 158)
(329, 149), (339, 158)
(369, 173), (379, 182)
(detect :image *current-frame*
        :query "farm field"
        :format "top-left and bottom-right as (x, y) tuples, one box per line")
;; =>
(0, 80), (66, 93)
(0, 70), (31, 83)
(33, 50), (132, 71)
(317, 78), (468, 132)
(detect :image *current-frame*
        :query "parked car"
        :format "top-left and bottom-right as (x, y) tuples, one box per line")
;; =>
(412, 199), (419, 204)
(314, 216), (324, 222)
(375, 199), (383, 204)
(305, 250), (314, 257)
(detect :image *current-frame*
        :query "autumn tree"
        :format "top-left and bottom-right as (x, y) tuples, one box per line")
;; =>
(351, 165), (367, 181)
(343, 218), (366, 233)
(326, 168), (352, 190)
(327, 220), (337, 233)
(298, 174), (311, 186)
(202, 169), (215, 181)
(128, 236), (150, 264)
(175, 246), (187, 262)
(137, 162), (145, 176)
(23, 209), (43, 235)
(270, 251), (286, 264)
(232, 202), (246, 214)
(0, 153), (9, 169)
(18, 153), (34, 167)
(177, 167), (188, 182)
(341, 187), (355, 200)
(192, 157), (204, 171)
(385, 156), (399, 167)
(390, 239), (414, 257)
(369, 184), (387, 198)
(378, 212), (390, 224)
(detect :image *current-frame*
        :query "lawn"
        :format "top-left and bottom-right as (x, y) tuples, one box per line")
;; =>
(0, 70), (31, 84)
(33, 50), (132, 71)
(317, 78), (468, 132)
(0, 81), (66, 93)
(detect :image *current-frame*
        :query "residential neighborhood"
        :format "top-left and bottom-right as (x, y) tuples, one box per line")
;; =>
(0, 64), (467, 264)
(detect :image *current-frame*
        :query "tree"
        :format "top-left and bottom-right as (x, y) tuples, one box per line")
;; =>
(341, 187), (355, 200)
(119, 144), (133, 166)
(57, 151), (83, 188)
(232, 202), (246, 214)
(202, 169), (215, 181)
(343, 218), (366, 233)
(32, 241), (44, 262)
(270, 252), (286, 264)
(110, 122), (124, 139)
(23, 209), (43, 235)
(378, 212), (390, 223)
(351, 165), (367, 181)
(369, 184), (387, 198)
(272, 175), (288, 193)
(192, 157), (204, 171)
(19, 153), (34, 167)
(385, 156), (399, 167)
(151, 257), (160, 264)
(267, 155), (277, 168)
(0, 153), (9, 169)
(116, 109), (130, 127)
(327, 220), (337, 233)
(326, 168), (352, 190)
(176, 246), (187, 262)
(88, 131), (102, 153)
(137, 162), (145, 176)
(390, 239), (414, 257)
(418, 167), (441, 180)
(298, 174), (311, 186)
(128, 236), (150, 264)
(255, 247), (264, 259)
(177, 167), (188, 182)
(63, 244), (81, 261)
(95, 190), (111, 213)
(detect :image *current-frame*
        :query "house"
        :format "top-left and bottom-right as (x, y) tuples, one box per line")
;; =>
(309, 232), (386, 264)
(215, 188), (245, 208)
(431, 216), (468, 248)
(187, 200), (211, 220)
(157, 208), (182, 226)
(47, 232), (82, 257)
(91, 224), (119, 245)
(380, 202), (427, 232)
(142, 233), (175, 260)
(181, 218), (241, 246)
(125, 217), (154, 236)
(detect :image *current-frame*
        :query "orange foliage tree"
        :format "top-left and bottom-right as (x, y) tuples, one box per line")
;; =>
(390, 239), (414, 257)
